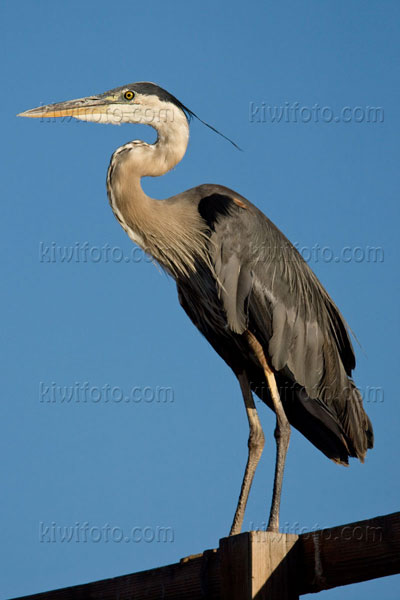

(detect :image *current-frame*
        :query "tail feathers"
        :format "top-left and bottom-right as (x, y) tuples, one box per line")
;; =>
(253, 374), (373, 465)
(283, 385), (352, 465)
(336, 380), (374, 462)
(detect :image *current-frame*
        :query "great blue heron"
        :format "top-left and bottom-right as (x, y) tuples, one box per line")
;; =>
(18, 82), (373, 535)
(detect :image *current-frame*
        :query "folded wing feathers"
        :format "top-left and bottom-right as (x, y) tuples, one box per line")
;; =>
(210, 202), (372, 461)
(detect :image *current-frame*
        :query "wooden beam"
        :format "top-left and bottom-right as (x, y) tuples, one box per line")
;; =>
(11, 550), (222, 600)
(11, 512), (400, 600)
(219, 531), (299, 599)
(298, 511), (400, 594)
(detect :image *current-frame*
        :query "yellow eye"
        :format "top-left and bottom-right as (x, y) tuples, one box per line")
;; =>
(124, 90), (135, 101)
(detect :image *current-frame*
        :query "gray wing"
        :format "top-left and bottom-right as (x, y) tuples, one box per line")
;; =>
(199, 189), (372, 459)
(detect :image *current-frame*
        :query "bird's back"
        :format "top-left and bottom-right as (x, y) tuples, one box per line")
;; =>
(175, 184), (373, 464)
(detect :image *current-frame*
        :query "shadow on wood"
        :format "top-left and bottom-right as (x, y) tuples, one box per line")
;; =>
(220, 532), (299, 600)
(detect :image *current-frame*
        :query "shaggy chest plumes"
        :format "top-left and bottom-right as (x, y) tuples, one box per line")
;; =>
(106, 149), (212, 278)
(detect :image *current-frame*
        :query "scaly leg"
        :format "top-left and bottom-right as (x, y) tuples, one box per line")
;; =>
(245, 330), (291, 533)
(230, 370), (265, 536)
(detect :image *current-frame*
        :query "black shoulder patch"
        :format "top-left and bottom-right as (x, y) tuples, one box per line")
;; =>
(198, 194), (235, 230)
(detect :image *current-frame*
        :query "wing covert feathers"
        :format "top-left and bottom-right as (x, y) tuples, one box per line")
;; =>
(198, 189), (373, 463)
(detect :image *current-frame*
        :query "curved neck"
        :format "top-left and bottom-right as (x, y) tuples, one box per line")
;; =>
(107, 103), (189, 214)
(107, 108), (210, 277)
(150, 104), (190, 176)
(126, 104), (190, 177)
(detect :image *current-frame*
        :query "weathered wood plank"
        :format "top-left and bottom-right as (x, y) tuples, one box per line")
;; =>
(298, 511), (400, 594)
(11, 550), (221, 600)
(12, 512), (400, 599)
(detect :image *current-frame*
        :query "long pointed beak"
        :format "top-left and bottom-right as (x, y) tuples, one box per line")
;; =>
(17, 95), (111, 119)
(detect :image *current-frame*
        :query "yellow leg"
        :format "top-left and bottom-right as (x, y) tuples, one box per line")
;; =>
(245, 330), (291, 533)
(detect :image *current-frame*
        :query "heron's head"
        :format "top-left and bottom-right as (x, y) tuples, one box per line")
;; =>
(17, 82), (192, 128)
(18, 81), (240, 150)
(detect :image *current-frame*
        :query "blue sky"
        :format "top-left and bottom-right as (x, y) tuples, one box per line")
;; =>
(1, 1), (399, 598)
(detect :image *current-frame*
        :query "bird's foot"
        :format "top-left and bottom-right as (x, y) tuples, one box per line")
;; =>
(266, 514), (279, 533)
(229, 519), (242, 536)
